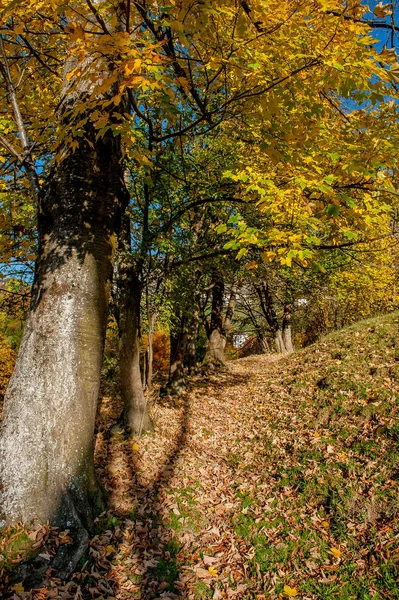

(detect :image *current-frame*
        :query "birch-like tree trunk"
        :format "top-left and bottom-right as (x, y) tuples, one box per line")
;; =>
(282, 303), (294, 353)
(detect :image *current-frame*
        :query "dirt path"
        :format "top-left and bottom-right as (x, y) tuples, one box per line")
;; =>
(94, 355), (283, 600)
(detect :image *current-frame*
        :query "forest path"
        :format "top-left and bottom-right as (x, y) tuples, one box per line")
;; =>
(4, 315), (399, 599)
(94, 353), (288, 600)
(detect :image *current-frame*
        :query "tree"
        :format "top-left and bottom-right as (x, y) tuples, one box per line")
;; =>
(0, 5), (129, 565)
(0, 0), (397, 562)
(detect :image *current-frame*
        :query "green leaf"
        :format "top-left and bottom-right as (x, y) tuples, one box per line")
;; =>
(236, 247), (248, 259)
(326, 204), (340, 218)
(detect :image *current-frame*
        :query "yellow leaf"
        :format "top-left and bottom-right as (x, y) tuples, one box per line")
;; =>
(208, 567), (218, 577)
(373, 2), (391, 18)
(59, 534), (73, 544)
(11, 584), (25, 592)
(283, 585), (298, 597)
(330, 547), (341, 558)
(132, 443), (140, 451)
(321, 520), (330, 529)
(105, 545), (115, 553)
(66, 69), (76, 82)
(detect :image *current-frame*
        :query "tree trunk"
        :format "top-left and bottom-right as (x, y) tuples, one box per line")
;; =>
(282, 303), (294, 353)
(258, 331), (270, 353)
(0, 119), (125, 534)
(204, 328), (227, 366)
(223, 281), (238, 341)
(0, 38), (130, 585)
(118, 267), (153, 435)
(167, 318), (187, 394)
(282, 325), (294, 353)
(254, 281), (288, 354)
(144, 292), (156, 390)
(274, 329), (288, 354)
(186, 306), (200, 375)
(204, 279), (227, 367)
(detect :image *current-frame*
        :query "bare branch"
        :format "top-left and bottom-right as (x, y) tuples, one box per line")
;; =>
(0, 133), (23, 162)
(85, 0), (111, 35)
(326, 10), (399, 33)
(316, 232), (397, 250)
(20, 35), (61, 77)
(0, 34), (40, 196)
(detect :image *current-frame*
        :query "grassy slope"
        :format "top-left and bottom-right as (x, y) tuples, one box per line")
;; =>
(229, 312), (399, 599)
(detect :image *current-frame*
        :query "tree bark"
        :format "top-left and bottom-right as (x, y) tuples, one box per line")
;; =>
(254, 281), (289, 354)
(282, 325), (294, 353)
(186, 305), (200, 375)
(223, 281), (238, 344)
(0, 120), (125, 532)
(204, 279), (227, 367)
(118, 270), (153, 435)
(167, 317), (187, 394)
(258, 330), (270, 353)
(144, 289), (156, 390)
(0, 32), (131, 576)
(282, 303), (294, 353)
(274, 329), (287, 354)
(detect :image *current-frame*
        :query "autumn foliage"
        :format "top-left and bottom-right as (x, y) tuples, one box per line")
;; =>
(0, 335), (16, 403)
(141, 331), (170, 374)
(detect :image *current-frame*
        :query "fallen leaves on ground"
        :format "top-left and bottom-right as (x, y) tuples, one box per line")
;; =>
(1, 313), (399, 599)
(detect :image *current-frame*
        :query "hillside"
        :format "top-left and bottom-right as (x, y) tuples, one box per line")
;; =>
(1, 313), (399, 599)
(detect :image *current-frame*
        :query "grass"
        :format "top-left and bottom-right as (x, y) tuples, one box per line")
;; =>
(0, 527), (35, 571)
(166, 483), (205, 534)
(152, 538), (180, 592)
(194, 580), (213, 599)
(230, 313), (399, 599)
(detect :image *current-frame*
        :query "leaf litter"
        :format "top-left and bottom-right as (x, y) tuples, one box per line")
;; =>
(1, 313), (399, 599)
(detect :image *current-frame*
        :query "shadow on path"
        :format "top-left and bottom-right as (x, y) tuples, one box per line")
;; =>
(97, 392), (191, 599)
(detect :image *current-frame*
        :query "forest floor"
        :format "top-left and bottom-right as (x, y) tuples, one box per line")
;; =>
(1, 313), (399, 600)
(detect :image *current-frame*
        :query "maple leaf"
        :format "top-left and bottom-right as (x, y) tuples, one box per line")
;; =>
(373, 3), (392, 18)
(283, 585), (298, 597)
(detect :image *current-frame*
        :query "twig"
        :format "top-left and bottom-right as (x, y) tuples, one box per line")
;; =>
(0, 34), (40, 197)
(0, 133), (23, 162)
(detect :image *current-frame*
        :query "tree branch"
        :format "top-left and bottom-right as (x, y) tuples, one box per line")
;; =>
(316, 232), (396, 250)
(20, 35), (60, 77)
(85, 0), (111, 35)
(326, 10), (399, 33)
(0, 133), (23, 162)
(0, 35), (40, 197)
(170, 248), (232, 270)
